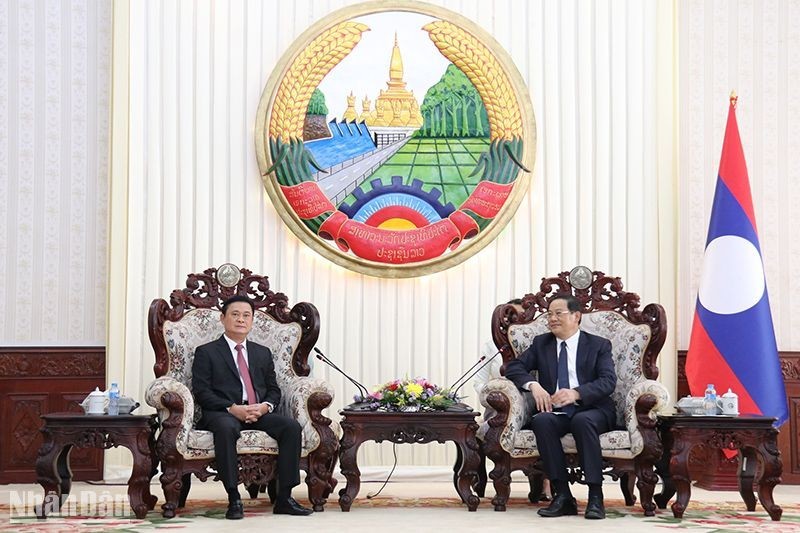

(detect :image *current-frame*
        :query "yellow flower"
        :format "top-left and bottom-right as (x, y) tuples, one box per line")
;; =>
(405, 383), (424, 396)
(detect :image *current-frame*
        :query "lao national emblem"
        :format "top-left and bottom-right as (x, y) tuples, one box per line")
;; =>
(255, 2), (535, 278)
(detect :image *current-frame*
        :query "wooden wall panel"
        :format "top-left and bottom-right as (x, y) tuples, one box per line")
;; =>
(0, 348), (105, 483)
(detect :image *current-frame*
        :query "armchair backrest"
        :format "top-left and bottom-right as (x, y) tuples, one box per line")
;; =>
(148, 264), (320, 421)
(492, 268), (666, 427)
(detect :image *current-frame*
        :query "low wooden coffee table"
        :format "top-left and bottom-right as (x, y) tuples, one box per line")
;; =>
(656, 414), (782, 521)
(35, 413), (158, 519)
(338, 407), (481, 511)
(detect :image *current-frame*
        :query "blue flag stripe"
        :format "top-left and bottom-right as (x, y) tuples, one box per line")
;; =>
(705, 175), (761, 250)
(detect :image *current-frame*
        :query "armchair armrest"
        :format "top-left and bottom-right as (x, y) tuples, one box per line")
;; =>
(624, 379), (670, 456)
(280, 376), (339, 455)
(478, 378), (531, 455)
(145, 376), (195, 458)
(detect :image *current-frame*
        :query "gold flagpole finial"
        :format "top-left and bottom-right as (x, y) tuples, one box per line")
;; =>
(730, 90), (738, 108)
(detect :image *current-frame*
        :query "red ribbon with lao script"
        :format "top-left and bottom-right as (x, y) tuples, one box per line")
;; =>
(318, 211), (479, 264)
(280, 182), (335, 219)
(459, 181), (515, 219)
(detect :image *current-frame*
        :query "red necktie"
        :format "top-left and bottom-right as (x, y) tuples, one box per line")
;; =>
(235, 344), (257, 405)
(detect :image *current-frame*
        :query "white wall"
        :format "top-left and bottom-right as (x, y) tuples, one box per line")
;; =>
(108, 0), (676, 468)
(0, 0), (111, 345)
(678, 0), (800, 350)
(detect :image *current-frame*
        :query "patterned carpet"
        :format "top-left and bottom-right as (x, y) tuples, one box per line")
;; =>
(3, 497), (799, 532)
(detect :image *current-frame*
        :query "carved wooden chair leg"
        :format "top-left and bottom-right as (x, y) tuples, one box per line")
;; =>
(635, 460), (658, 517)
(488, 457), (512, 511)
(306, 450), (337, 511)
(267, 478), (277, 503)
(160, 466), (184, 518)
(619, 472), (637, 506)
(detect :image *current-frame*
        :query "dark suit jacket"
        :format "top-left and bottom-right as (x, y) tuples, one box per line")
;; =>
(191, 336), (282, 415)
(504, 330), (617, 428)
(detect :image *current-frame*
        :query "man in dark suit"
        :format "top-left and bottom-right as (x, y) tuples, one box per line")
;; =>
(504, 293), (616, 519)
(192, 295), (312, 519)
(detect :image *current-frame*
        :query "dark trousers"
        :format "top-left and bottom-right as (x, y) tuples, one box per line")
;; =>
(530, 409), (610, 486)
(199, 410), (302, 494)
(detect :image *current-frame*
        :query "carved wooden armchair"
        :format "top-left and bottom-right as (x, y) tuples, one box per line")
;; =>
(478, 268), (669, 516)
(144, 265), (339, 517)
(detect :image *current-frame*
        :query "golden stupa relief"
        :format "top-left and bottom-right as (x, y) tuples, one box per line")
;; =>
(342, 34), (423, 129)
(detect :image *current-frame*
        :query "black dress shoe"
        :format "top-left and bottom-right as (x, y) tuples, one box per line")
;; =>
(537, 493), (578, 517)
(225, 500), (244, 520)
(584, 494), (606, 519)
(273, 497), (313, 516)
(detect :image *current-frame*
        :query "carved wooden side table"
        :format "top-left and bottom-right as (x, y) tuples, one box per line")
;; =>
(36, 413), (158, 519)
(655, 414), (782, 521)
(338, 407), (481, 511)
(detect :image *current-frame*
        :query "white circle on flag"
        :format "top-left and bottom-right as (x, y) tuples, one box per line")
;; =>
(698, 235), (765, 314)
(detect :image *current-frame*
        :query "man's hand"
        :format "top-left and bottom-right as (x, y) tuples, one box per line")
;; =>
(228, 404), (250, 422)
(243, 403), (272, 424)
(229, 403), (272, 423)
(551, 388), (580, 408)
(529, 382), (552, 412)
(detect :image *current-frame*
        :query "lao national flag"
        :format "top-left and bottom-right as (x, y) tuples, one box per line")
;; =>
(685, 96), (788, 426)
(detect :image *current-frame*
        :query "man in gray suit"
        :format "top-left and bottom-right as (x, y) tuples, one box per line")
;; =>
(192, 295), (312, 519)
(504, 293), (616, 519)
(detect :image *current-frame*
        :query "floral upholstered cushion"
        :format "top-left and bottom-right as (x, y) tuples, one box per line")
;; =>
(187, 429), (280, 456)
(248, 314), (303, 386)
(163, 309), (223, 392)
(581, 312), (651, 427)
(510, 429), (634, 459)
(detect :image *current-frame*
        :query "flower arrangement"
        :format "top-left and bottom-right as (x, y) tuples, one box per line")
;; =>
(356, 377), (459, 412)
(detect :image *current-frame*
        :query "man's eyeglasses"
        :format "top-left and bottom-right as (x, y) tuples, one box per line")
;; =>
(545, 310), (574, 319)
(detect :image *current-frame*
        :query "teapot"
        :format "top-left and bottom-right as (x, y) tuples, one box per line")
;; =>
(83, 387), (106, 415)
(718, 388), (739, 415)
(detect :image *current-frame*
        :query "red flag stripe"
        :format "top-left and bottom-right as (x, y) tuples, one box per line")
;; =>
(717, 102), (758, 232)
(685, 311), (761, 416)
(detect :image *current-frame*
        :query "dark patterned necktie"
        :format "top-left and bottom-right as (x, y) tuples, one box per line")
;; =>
(558, 341), (576, 416)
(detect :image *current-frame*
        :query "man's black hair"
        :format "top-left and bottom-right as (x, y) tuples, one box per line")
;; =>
(221, 295), (255, 315)
(551, 292), (581, 312)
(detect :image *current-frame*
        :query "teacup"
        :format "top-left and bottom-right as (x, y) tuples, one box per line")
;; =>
(717, 389), (738, 415)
